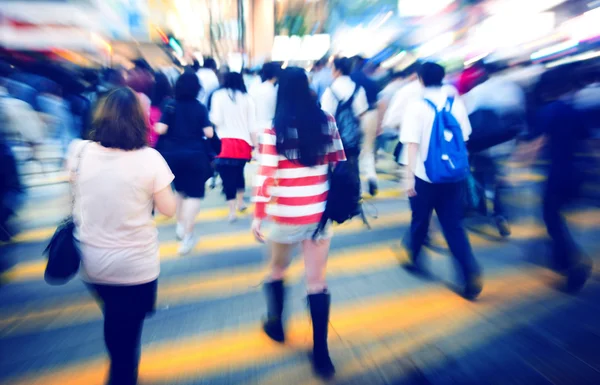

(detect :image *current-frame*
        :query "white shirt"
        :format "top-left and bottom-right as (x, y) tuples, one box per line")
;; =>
(249, 81), (277, 132)
(384, 80), (458, 164)
(400, 87), (472, 183)
(67, 140), (174, 285)
(210, 89), (256, 145)
(378, 79), (406, 105)
(320, 76), (369, 118)
(464, 77), (525, 115)
(196, 68), (220, 106)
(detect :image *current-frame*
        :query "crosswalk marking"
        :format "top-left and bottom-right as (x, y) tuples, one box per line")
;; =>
(6, 265), (560, 385)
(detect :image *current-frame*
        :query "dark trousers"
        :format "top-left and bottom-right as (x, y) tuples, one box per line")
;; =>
(409, 178), (481, 284)
(217, 162), (246, 201)
(543, 177), (581, 272)
(471, 153), (507, 217)
(89, 280), (157, 385)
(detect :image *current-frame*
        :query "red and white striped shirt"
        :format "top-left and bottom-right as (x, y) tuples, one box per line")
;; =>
(253, 114), (346, 225)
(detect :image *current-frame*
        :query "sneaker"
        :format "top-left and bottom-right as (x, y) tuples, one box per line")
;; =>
(178, 234), (197, 255)
(175, 223), (184, 241)
(495, 216), (511, 237)
(228, 213), (238, 223)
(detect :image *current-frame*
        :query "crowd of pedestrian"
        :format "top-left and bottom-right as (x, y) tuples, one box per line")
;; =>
(1, 52), (599, 385)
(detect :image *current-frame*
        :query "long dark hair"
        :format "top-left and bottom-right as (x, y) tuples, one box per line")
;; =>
(274, 67), (331, 167)
(223, 72), (247, 101)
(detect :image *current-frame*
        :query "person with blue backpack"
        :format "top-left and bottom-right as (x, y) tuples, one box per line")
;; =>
(400, 62), (483, 300)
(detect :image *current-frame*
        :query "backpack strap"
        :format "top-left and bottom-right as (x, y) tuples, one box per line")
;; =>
(444, 97), (455, 112)
(423, 98), (437, 111)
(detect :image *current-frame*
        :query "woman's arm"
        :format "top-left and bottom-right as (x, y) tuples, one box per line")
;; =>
(154, 123), (168, 135)
(405, 143), (419, 197)
(154, 185), (176, 217)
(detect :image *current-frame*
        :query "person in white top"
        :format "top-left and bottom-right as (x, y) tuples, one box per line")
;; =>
(67, 87), (176, 385)
(400, 62), (482, 301)
(196, 58), (221, 106)
(210, 72), (256, 222)
(249, 62), (280, 143)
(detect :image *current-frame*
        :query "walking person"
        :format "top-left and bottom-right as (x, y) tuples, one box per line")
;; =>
(155, 70), (215, 254)
(210, 72), (256, 222)
(249, 62), (280, 145)
(148, 72), (173, 147)
(252, 67), (346, 379)
(67, 87), (176, 385)
(400, 62), (482, 300)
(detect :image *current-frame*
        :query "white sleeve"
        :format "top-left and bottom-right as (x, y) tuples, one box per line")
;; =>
(452, 97), (472, 141)
(209, 92), (224, 128)
(399, 102), (422, 144)
(320, 88), (337, 117)
(352, 87), (369, 117)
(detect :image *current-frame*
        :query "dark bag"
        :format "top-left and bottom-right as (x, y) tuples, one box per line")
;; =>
(332, 86), (363, 157)
(467, 109), (521, 153)
(313, 156), (369, 238)
(44, 142), (88, 285)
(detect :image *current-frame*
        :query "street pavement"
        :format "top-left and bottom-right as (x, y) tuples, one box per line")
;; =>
(1, 161), (599, 385)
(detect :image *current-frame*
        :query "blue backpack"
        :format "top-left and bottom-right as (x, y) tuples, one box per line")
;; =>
(423, 97), (469, 183)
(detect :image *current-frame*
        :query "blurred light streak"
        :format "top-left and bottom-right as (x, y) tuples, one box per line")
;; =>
(530, 39), (578, 61)
(546, 50), (600, 68)
(486, 0), (566, 15)
(91, 33), (111, 54)
(561, 7), (600, 42)
(416, 32), (454, 58)
(398, 0), (454, 17)
(381, 51), (406, 69)
(371, 11), (394, 30)
(464, 52), (488, 67)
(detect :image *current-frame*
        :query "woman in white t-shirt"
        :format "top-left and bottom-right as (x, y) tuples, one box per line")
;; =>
(67, 87), (176, 385)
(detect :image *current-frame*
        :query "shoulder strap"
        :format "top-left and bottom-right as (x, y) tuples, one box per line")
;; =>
(423, 98), (437, 111)
(444, 97), (455, 112)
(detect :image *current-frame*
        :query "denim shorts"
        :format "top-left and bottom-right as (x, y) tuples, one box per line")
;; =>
(268, 222), (332, 244)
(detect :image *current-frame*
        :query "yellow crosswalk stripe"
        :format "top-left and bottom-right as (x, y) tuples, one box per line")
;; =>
(0, 211), (410, 284)
(5, 266), (557, 385)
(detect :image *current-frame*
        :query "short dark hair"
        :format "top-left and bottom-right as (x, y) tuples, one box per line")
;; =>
(91, 87), (147, 150)
(333, 57), (352, 76)
(260, 62), (281, 82)
(192, 59), (201, 72)
(418, 62), (445, 87)
(175, 70), (201, 101)
(151, 71), (173, 107)
(204, 57), (217, 70)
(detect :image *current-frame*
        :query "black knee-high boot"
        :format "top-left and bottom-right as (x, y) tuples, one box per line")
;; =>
(263, 280), (285, 343)
(308, 291), (335, 379)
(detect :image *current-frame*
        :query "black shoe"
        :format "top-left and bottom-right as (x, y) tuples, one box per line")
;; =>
(368, 180), (378, 197)
(495, 216), (511, 237)
(462, 276), (483, 301)
(262, 280), (285, 343)
(308, 291), (336, 380)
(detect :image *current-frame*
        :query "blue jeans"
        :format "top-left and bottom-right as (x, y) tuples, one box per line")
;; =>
(409, 178), (481, 284)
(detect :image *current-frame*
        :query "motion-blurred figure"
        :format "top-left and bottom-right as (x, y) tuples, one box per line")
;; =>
(249, 62), (280, 145)
(310, 57), (333, 100)
(71, 87), (176, 385)
(351, 56), (380, 196)
(401, 62), (482, 300)
(464, 62), (526, 236)
(155, 71), (215, 255)
(210, 72), (255, 222)
(520, 66), (593, 293)
(196, 57), (220, 106)
(252, 67), (345, 380)
(148, 72), (173, 147)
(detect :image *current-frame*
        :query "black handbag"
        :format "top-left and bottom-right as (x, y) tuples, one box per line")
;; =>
(44, 142), (88, 285)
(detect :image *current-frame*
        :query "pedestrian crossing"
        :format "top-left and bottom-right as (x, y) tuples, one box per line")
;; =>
(1, 170), (599, 385)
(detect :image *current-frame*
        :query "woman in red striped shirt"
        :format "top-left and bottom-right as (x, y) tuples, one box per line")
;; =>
(252, 67), (345, 379)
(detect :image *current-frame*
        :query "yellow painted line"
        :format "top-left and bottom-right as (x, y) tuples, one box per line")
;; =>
(1, 211), (410, 284)
(6, 266), (554, 385)
(0, 242), (406, 336)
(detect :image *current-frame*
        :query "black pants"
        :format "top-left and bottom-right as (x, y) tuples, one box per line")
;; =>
(543, 177), (581, 272)
(471, 153), (507, 217)
(218, 163), (246, 201)
(409, 178), (481, 284)
(89, 280), (157, 385)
